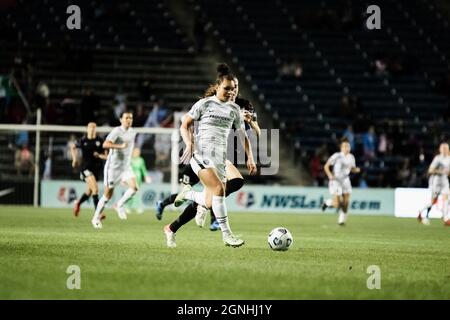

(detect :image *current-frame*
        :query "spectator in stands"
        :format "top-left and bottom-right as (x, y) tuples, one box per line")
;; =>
(343, 125), (355, 150)
(358, 173), (368, 188)
(363, 126), (377, 160)
(136, 99), (170, 149)
(279, 59), (303, 80)
(310, 149), (324, 186)
(397, 158), (411, 186)
(14, 144), (34, 176)
(133, 103), (148, 127)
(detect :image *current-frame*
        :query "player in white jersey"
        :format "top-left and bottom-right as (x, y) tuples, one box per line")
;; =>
(417, 142), (450, 226)
(321, 138), (360, 225)
(166, 64), (257, 247)
(91, 112), (138, 228)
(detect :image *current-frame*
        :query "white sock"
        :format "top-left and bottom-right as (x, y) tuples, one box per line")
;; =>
(185, 190), (207, 207)
(443, 200), (448, 221)
(117, 188), (136, 207)
(94, 195), (109, 220)
(212, 195), (232, 236)
(325, 199), (333, 207)
(339, 208), (345, 215)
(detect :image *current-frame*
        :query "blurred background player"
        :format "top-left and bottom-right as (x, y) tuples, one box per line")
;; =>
(126, 147), (151, 214)
(417, 142), (450, 226)
(70, 122), (107, 216)
(91, 112), (137, 229)
(322, 138), (361, 225)
(165, 64), (256, 247)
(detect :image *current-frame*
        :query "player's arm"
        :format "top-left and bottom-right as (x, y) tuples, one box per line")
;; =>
(69, 141), (79, 168)
(242, 110), (261, 137)
(94, 150), (108, 160)
(324, 160), (335, 180)
(180, 114), (194, 164)
(428, 158), (443, 175)
(351, 167), (361, 173)
(102, 140), (127, 150)
(236, 127), (257, 175)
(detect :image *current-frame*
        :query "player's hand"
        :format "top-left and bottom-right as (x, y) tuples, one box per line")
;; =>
(72, 159), (78, 168)
(247, 159), (257, 175)
(180, 145), (193, 164)
(353, 167), (361, 173)
(93, 151), (100, 158)
(242, 110), (253, 123)
(119, 142), (128, 149)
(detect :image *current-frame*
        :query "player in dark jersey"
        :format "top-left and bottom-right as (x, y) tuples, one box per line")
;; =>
(70, 122), (108, 216)
(155, 164), (199, 220)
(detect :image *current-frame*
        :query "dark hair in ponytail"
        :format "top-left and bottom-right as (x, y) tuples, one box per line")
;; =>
(203, 63), (236, 97)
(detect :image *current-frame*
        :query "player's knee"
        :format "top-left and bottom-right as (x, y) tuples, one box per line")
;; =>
(225, 178), (244, 196)
(211, 183), (225, 197)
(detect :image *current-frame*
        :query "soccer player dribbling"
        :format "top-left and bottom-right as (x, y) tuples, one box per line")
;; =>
(164, 63), (257, 247)
(91, 112), (138, 229)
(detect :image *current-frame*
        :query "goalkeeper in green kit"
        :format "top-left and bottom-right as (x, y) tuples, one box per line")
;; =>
(126, 148), (151, 214)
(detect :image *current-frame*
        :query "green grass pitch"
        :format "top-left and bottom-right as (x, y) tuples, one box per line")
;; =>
(0, 205), (449, 299)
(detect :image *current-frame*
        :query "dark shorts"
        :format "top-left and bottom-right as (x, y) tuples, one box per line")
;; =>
(80, 166), (101, 182)
(178, 164), (200, 186)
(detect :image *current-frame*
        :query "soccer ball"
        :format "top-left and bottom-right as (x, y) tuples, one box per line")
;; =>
(268, 227), (293, 251)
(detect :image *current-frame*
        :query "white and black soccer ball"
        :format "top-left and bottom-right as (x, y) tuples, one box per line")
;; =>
(268, 227), (293, 251)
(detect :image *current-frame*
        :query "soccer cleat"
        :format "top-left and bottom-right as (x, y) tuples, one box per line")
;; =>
(422, 218), (431, 226)
(445, 219), (450, 227)
(321, 202), (327, 212)
(114, 204), (127, 220)
(195, 205), (209, 227)
(209, 220), (220, 231)
(174, 184), (192, 207)
(338, 212), (347, 226)
(155, 200), (164, 220)
(73, 200), (81, 217)
(91, 218), (102, 229)
(223, 233), (245, 247)
(163, 224), (176, 248)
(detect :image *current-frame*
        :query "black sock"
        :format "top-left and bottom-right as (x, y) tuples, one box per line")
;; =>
(225, 178), (244, 196)
(92, 194), (99, 209)
(210, 209), (216, 224)
(170, 202), (198, 233)
(426, 205), (432, 218)
(79, 193), (90, 205)
(162, 194), (178, 208)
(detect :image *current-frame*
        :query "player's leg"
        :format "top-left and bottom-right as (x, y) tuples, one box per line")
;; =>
(115, 172), (138, 220)
(163, 202), (199, 248)
(92, 165), (116, 228)
(85, 175), (99, 209)
(156, 193), (178, 220)
(322, 180), (341, 211)
(73, 170), (93, 216)
(209, 160), (244, 231)
(338, 179), (352, 225)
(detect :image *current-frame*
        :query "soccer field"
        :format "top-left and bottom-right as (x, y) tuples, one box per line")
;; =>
(0, 206), (449, 299)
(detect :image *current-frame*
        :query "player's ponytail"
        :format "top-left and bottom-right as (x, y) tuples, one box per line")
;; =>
(203, 63), (236, 98)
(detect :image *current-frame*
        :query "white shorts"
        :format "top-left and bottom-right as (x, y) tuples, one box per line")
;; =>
(190, 153), (227, 183)
(104, 164), (135, 188)
(329, 178), (352, 196)
(429, 176), (449, 198)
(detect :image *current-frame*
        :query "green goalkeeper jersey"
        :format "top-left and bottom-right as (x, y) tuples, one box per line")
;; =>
(131, 157), (147, 184)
